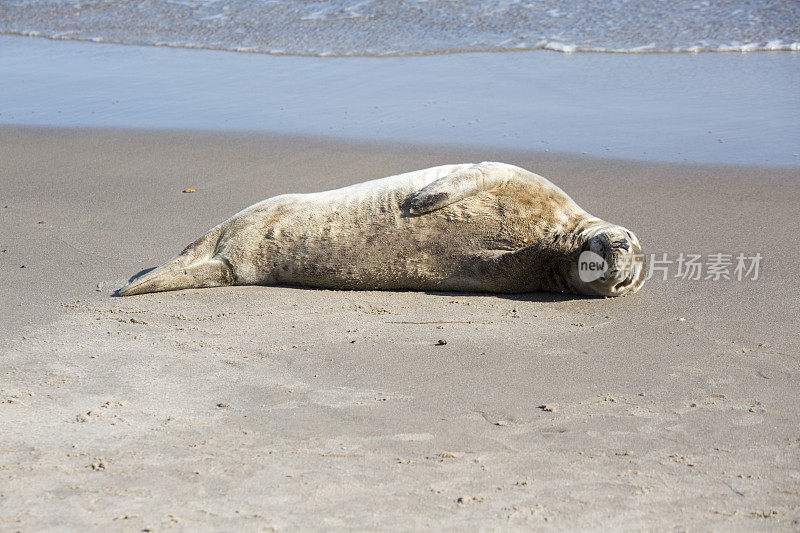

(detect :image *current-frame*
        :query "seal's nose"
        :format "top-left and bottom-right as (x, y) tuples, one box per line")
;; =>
(612, 239), (630, 251)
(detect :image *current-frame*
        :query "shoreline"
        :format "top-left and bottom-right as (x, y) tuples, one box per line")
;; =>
(5, 31), (800, 56)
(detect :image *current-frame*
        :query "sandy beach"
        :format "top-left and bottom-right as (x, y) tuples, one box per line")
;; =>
(1, 126), (798, 530)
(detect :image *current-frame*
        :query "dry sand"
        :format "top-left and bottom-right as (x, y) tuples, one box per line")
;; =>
(1, 126), (799, 530)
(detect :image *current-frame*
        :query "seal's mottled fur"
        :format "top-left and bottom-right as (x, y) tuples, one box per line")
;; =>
(119, 162), (645, 297)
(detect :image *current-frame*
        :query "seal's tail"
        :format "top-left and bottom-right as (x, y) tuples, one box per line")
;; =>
(118, 226), (232, 296)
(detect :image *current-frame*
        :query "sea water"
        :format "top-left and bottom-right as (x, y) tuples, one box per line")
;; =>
(2, 0), (798, 56)
(0, 2), (798, 165)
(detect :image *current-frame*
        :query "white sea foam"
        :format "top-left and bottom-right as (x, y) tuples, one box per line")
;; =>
(544, 42), (578, 54)
(1, 0), (798, 56)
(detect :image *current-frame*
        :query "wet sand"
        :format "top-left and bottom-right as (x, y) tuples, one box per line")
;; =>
(1, 127), (799, 530)
(2, 35), (799, 166)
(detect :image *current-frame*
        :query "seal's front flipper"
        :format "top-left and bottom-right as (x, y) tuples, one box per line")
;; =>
(407, 162), (517, 215)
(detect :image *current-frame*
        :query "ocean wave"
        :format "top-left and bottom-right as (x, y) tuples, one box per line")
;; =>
(1, 0), (798, 57)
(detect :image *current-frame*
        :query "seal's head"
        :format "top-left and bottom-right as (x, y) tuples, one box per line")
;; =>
(572, 224), (645, 297)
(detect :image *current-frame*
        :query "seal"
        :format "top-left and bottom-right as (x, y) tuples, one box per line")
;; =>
(119, 162), (645, 297)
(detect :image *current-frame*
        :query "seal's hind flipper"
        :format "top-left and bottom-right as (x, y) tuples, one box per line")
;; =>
(118, 225), (233, 296)
(407, 161), (517, 215)
(118, 257), (233, 296)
